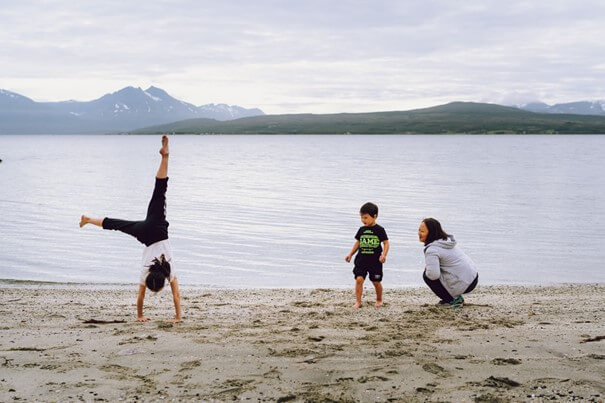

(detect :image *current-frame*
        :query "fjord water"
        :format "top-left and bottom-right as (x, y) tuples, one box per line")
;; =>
(1, 134), (604, 288)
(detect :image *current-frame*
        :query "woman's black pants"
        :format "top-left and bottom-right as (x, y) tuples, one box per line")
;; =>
(423, 271), (478, 303)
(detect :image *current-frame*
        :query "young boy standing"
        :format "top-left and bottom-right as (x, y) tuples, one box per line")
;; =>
(345, 202), (389, 308)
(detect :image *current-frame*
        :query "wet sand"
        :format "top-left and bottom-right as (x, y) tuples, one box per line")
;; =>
(0, 284), (604, 402)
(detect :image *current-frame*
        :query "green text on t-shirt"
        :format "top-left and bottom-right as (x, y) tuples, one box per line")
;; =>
(359, 231), (380, 254)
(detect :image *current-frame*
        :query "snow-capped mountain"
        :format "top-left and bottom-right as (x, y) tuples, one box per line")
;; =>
(518, 101), (605, 116)
(198, 103), (264, 120)
(0, 86), (264, 134)
(47, 86), (205, 124)
(0, 89), (37, 108)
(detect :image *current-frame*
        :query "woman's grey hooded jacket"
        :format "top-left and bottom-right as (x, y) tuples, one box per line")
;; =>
(424, 235), (478, 297)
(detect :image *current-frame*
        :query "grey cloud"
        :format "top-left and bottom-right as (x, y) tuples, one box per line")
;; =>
(2, 0), (604, 111)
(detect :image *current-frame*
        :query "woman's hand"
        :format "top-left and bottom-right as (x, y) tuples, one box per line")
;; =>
(379, 254), (387, 263)
(345, 253), (352, 262)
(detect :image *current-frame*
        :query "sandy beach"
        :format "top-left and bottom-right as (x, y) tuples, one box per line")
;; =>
(0, 284), (603, 402)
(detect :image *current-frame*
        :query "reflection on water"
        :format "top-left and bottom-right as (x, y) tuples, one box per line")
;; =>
(1, 134), (604, 287)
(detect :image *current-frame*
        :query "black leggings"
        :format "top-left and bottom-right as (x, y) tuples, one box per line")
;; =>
(102, 177), (169, 247)
(423, 271), (478, 303)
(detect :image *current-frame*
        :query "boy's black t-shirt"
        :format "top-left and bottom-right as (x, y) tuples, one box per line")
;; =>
(354, 224), (388, 268)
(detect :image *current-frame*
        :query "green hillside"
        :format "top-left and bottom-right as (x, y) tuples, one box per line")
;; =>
(132, 102), (605, 134)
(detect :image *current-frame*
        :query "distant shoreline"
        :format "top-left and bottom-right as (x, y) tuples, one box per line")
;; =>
(5, 102), (605, 135)
(2, 132), (605, 136)
(132, 102), (605, 135)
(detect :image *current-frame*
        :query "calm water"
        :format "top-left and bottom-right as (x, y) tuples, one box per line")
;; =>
(1, 134), (604, 288)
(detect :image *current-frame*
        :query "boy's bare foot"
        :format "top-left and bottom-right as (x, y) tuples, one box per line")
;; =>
(375, 300), (383, 308)
(353, 302), (362, 309)
(160, 135), (169, 156)
(165, 318), (181, 323)
(79, 215), (88, 227)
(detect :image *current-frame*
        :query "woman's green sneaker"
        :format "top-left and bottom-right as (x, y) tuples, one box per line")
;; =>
(449, 295), (464, 308)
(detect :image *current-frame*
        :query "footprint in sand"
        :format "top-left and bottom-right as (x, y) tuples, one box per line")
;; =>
(119, 335), (158, 345)
(292, 301), (314, 308)
(211, 379), (255, 398)
(378, 349), (413, 358)
(179, 360), (202, 371)
(580, 335), (605, 343)
(100, 364), (131, 380)
(357, 375), (390, 383)
(492, 357), (522, 365)
(415, 386), (434, 394)
(263, 367), (281, 379)
(269, 347), (317, 357)
(482, 376), (521, 388)
(422, 363), (450, 377)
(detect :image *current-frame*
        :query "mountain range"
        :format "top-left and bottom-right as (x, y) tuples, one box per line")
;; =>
(0, 86), (264, 134)
(133, 102), (605, 135)
(2, 86), (605, 134)
(518, 101), (605, 116)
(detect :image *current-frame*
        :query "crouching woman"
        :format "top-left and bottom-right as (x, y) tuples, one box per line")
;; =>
(418, 218), (478, 307)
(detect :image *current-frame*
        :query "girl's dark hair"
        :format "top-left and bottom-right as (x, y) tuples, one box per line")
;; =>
(360, 202), (378, 217)
(422, 218), (449, 246)
(145, 254), (171, 292)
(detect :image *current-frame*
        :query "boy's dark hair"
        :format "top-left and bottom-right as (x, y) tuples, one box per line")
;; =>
(360, 202), (378, 217)
(422, 218), (449, 246)
(145, 254), (171, 292)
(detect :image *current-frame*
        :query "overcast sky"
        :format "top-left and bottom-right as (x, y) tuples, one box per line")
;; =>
(1, 0), (604, 113)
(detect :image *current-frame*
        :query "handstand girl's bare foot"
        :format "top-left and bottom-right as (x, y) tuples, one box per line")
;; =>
(159, 135), (169, 156)
(353, 302), (362, 309)
(156, 135), (169, 179)
(375, 300), (383, 308)
(79, 215), (103, 228)
(79, 215), (89, 227)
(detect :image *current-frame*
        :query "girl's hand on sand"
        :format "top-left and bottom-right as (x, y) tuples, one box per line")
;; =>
(136, 316), (150, 322)
(345, 254), (352, 263)
(379, 254), (386, 263)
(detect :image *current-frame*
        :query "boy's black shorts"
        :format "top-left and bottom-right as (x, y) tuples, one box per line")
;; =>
(353, 265), (383, 282)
